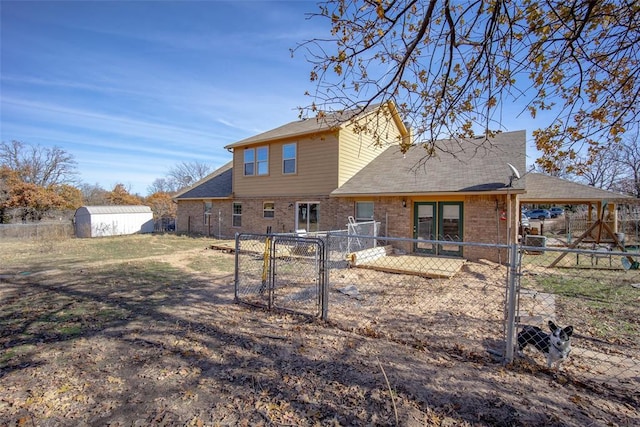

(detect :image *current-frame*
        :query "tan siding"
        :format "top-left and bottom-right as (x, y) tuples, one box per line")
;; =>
(338, 112), (402, 186)
(232, 132), (340, 197)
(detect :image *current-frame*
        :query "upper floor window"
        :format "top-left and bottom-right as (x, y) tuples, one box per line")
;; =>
(244, 149), (254, 176)
(244, 146), (269, 176)
(282, 143), (296, 174)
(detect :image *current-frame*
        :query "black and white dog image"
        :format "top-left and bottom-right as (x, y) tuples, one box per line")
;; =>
(517, 321), (574, 368)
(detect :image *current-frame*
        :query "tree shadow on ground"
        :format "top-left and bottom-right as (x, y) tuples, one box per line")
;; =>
(1, 261), (637, 426)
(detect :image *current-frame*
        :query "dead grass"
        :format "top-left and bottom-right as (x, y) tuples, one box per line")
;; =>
(0, 234), (638, 426)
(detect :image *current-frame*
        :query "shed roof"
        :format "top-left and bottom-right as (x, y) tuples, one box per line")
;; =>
(173, 161), (233, 200)
(331, 130), (527, 196)
(76, 205), (152, 215)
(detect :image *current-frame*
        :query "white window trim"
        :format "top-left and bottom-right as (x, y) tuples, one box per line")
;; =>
(232, 202), (242, 227)
(263, 201), (275, 219)
(282, 142), (297, 175)
(256, 146), (269, 176)
(243, 148), (255, 176)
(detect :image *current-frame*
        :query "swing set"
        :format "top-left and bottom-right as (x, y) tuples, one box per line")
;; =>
(549, 201), (639, 269)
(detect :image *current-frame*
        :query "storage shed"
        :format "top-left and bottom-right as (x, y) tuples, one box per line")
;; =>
(74, 205), (154, 238)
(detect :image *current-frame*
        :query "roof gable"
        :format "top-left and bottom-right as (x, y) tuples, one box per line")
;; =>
(224, 103), (408, 149)
(174, 161), (233, 200)
(331, 130), (527, 196)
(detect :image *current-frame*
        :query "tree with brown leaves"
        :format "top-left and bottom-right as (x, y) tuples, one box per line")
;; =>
(295, 0), (639, 171)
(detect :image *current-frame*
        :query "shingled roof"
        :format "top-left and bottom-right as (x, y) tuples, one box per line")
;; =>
(224, 103), (407, 149)
(173, 161), (233, 200)
(331, 130), (527, 196)
(521, 173), (633, 203)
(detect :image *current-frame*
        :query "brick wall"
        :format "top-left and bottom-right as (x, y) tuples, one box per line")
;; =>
(464, 194), (506, 262)
(177, 194), (513, 263)
(176, 200), (233, 237)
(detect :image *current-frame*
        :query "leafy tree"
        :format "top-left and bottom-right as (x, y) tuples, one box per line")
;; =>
(1, 165), (83, 221)
(296, 0), (640, 169)
(0, 140), (78, 186)
(55, 184), (84, 210)
(0, 166), (20, 223)
(146, 191), (177, 224)
(106, 183), (143, 206)
(3, 181), (66, 222)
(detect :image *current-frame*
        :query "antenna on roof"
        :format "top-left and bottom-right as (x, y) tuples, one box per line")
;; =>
(507, 163), (520, 187)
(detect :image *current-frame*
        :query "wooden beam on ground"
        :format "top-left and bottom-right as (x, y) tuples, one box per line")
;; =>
(346, 245), (393, 266)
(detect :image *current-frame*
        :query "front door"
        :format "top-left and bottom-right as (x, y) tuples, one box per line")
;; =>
(413, 202), (463, 257)
(296, 202), (319, 233)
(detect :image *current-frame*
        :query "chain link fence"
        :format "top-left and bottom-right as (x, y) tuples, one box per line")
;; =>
(234, 233), (327, 318)
(515, 244), (640, 397)
(324, 233), (511, 362)
(0, 221), (74, 240)
(234, 232), (640, 397)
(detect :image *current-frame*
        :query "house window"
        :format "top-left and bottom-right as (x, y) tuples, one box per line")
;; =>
(257, 147), (268, 175)
(232, 202), (242, 227)
(263, 202), (275, 218)
(204, 201), (212, 225)
(244, 149), (254, 176)
(355, 201), (374, 221)
(244, 147), (268, 176)
(283, 143), (296, 174)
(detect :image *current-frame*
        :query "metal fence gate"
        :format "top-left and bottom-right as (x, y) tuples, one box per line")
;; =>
(234, 233), (327, 318)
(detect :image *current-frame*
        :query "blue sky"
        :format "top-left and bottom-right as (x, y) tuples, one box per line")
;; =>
(1, 0), (543, 196)
(1, 0), (328, 195)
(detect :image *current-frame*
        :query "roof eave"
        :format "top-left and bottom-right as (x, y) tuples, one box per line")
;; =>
(224, 127), (338, 150)
(174, 196), (232, 201)
(331, 189), (526, 198)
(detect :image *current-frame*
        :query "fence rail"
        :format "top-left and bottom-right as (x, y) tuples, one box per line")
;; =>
(0, 222), (74, 240)
(234, 232), (640, 398)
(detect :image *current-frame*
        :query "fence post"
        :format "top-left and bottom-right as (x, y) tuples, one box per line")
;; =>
(233, 233), (240, 302)
(504, 242), (519, 364)
(321, 235), (329, 321)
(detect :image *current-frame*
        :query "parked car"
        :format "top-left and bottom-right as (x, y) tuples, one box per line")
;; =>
(520, 212), (531, 236)
(525, 209), (552, 220)
(549, 207), (565, 217)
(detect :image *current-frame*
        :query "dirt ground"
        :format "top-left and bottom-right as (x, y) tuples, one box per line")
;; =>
(1, 243), (638, 426)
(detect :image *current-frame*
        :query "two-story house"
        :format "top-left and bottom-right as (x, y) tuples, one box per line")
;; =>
(174, 102), (632, 262)
(175, 102), (411, 236)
